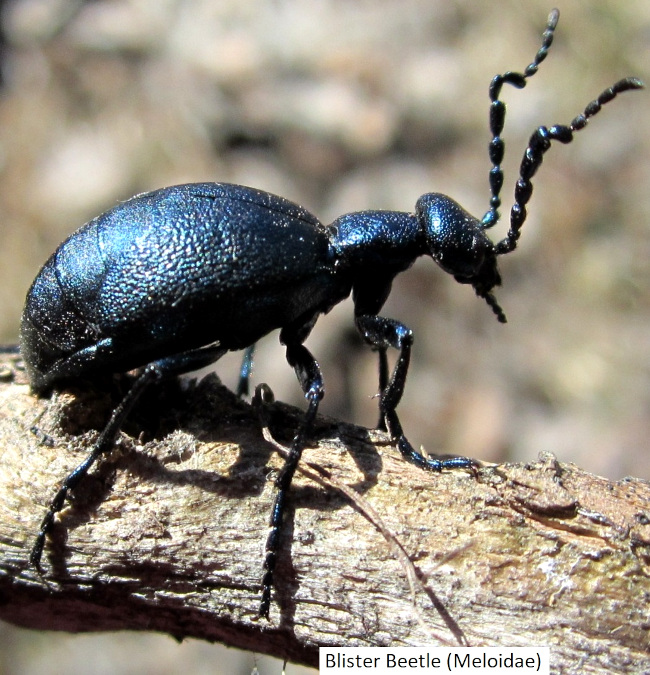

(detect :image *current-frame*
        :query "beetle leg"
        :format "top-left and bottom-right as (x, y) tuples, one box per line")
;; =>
(375, 347), (389, 431)
(259, 341), (324, 619)
(356, 315), (477, 473)
(30, 344), (228, 570)
(30, 362), (164, 569)
(236, 344), (255, 398)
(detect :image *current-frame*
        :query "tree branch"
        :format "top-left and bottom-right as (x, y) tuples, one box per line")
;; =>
(0, 350), (648, 673)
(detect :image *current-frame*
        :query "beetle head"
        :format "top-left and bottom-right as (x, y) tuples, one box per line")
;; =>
(416, 193), (507, 323)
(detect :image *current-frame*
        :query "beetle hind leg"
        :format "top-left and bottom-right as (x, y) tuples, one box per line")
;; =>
(236, 344), (255, 398)
(30, 362), (164, 570)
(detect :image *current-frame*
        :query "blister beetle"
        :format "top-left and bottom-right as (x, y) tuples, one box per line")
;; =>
(21, 8), (642, 619)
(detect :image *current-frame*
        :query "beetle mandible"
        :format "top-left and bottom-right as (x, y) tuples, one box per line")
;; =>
(21, 8), (642, 619)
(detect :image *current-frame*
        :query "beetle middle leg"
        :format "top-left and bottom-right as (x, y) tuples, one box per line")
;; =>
(356, 315), (476, 473)
(260, 340), (324, 619)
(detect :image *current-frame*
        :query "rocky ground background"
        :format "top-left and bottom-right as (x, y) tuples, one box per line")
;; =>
(0, 0), (647, 673)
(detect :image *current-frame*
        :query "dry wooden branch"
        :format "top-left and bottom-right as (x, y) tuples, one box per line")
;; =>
(0, 350), (648, 673)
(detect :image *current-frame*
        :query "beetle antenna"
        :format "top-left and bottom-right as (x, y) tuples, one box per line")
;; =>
(481, 8), (560, 230)
(495, 76), (644, 256)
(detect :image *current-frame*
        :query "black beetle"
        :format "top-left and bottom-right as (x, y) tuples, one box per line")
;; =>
(22, 8), (642, 619)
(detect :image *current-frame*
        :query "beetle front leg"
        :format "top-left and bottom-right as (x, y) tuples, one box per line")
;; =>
(260, 341), (324, 619)
(375, 347), (389, 431)
(356, 315), (477, 473)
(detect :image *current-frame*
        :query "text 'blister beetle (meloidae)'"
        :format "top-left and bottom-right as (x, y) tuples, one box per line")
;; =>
(21, 8), (643, 619)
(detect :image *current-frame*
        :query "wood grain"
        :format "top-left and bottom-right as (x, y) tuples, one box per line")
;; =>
(0, 351), (648, 673)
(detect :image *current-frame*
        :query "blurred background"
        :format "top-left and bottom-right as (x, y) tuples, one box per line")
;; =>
(0, 0), (647, 673)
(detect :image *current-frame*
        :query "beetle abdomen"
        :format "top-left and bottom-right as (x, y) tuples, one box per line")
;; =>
(20, 183), (345, 391)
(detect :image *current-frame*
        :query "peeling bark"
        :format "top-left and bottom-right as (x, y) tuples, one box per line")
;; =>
(0, 351), (648, 673)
